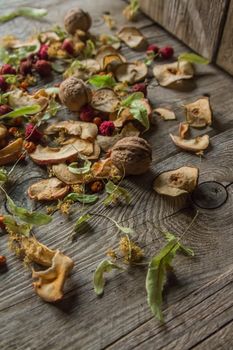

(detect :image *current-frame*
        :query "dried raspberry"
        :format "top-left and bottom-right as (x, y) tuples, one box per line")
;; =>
(0, 64), (16, 75)
(79, 105), (95, 122)
(61, 39), (74, 55)
(0, 104), (11, 115)
(131, 83), (148, 97)
(38, 44), (49, 60)
(35, 60), (52, 77)
(146, 44), (159, 54)
(25, 123), (43, 143)
(99, 121), (115, 136)
(159, 46), (174, 59)
(0, 255), (6, 267)
(19, 60), (32, 75)
(0, 76), (8, 92)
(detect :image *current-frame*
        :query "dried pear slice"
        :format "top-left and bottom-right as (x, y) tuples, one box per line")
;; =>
(115, 61), (147, 84)
(91, 88), (120, 113)
(118, 27), (147, 50)
(184, 97), (212, 128)
(153, 61), (194, 87)
(154, 108), (176, 120)
(28, 177), (70, 201)
(153, 166), (199, 197)
(170, 134), (209, 154)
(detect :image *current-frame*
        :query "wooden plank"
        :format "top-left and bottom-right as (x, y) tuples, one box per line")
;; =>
(139, 0), (228, 60)
(217, 0), (233, 75)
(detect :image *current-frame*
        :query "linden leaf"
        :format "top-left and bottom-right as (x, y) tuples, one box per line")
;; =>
(178, 52), (209, 65)
(130, 100), (150, 130)
(65, 193), (98, 204)
(121, 92), (144, 107)
(3, 215), (32, 237)
(104, 180), (131, 206)
(88, 75), (116, 88)
(6, 194), (52, 226)
(0, 168), (8, 183)
(68, 159), (91, 175)
(164, 231), (194, 256)
(0, 7), (47, 23)
(93, 259), (123, 295)
(0, 104), (41, 120)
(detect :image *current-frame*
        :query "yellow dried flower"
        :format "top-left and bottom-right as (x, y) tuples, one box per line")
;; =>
(119, 236), (144, 263)
(74, 41), (85, 55)
(58, 200), (73, 215)
(71, 184), (85, 194)
(106, 248), (117, 260)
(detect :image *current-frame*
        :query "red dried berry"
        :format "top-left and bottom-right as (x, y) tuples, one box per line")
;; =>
(0, 76), (8, 92)
(35, 60), (52, 77)
(159, 46), (174, 59)
(25, 123), (43, 143)
(99, 121), (115, 136)
(131, 83), (148, 97)
(38, 44), (49, 60)
(146, 44), (159, 54)
(79, 105), (95, 122)
(93, 117), (102, 127)
(0, 104), (12, 115)
(61, 39), (74, 55)
(19, 60), (32, 75)
(0, 255), (6, 267)
(0, 64), (16, 75)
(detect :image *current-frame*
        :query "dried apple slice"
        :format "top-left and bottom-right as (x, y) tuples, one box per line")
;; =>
(8, 89), (48, 111)
(115, 61), (147, 84)
(30, 139), (93, 165)
(170, 133), (209, 154)
(96, 45), (126, 69)
(184, 97), (212, 128)
(0, 138), (23, 166)
(45, 120), (98, 141)
(64, 59), (100, 80)
(154, 108), (176, 120)
(118, 27), (147, 50)
(28, 177), (70, 201)
(91, 88), (120, 113)
(153, 166), (199, 196)
(153, 61), (194, 87)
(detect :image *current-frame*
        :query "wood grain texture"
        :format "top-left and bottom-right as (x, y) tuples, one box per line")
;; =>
(139, 0), (228, 60)
(217, 0), (233, 75)
(1, 1), (233, 349)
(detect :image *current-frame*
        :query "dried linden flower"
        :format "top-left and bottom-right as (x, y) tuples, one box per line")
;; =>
(119, 236), (144, 263)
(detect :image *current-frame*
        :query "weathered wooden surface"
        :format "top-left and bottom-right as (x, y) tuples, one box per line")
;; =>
(217, 0), (233, 75)
(139, 0), (228, 60)
(1, 1), (233, 349)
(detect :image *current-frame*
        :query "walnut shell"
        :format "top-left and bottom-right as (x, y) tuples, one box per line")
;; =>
(64, 8), (92, 34)
(110, 136), (152, 175)
(59, 77), (92, 111)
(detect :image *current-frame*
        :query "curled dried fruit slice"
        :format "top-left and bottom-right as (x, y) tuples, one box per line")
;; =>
(30, 139), (93, 165)
(28, 177), (70, 201)
(64, 59), (100, 80)
(8, 89), (48, 110)
(91, 88), (120, 113)
(184, 97), (212, 128)
(153, 166), (199, 197)
(45, 120), (98, 141)
(118, 27), (147, 50)
(0, 138), (23, 166)
(170, 133), (209, 154)
(115, 61), (147, 84)
(179, 122), (189, 139)
(53, 163), (92, 184)
(154, 108), (176, 120)
(103, 54), (124, 72)
(0, 124), (8, 140)
(96, 45), (126, 69)
(153, 61), (194, 87)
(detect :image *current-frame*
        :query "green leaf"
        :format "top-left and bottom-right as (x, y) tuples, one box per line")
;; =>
(51, 61), (66, 73)
(65, 193), (99, 204)
(0, 92), (10, 105)
(146, 239), (179, 322)
(121, 92), (144, 107)
(0, 7), (47, 24)
(0, 168), (8, 183)
(83, 39), (96, 58)
(44, 87), (60, 95)
(3, 215), (32, 237)
(52, 25), (67, 40)
(114, 221), (135, 234)
(93, 259), (122, 295)
(178, 52), (209, 65)
(74, 213), (92, 232)
(104, 180), (131, 206)
(88, 75), (116, 88)
(130, 0), (140, 12)
(164, 232), (194, 256)
(3, 74), (18, 84)
(68, 160), (91, 175)
(6, 194), (52, 226)
(0, 104), (41, 120)
(130, 100), (150, 130)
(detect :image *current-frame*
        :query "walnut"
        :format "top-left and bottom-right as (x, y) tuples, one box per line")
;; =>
(110, 136), (152, 175)
(59, 77), (92, 111)
(64, 8), (92, 34)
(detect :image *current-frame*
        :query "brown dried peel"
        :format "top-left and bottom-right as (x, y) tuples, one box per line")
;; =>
(184, 97), (212, 128)
(170, 133), (209, 154)
(118, 27), (147, 50)
(153, 166), (199, 197)
(115, 61), (147, 84)
(153, 61), (194, 87)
